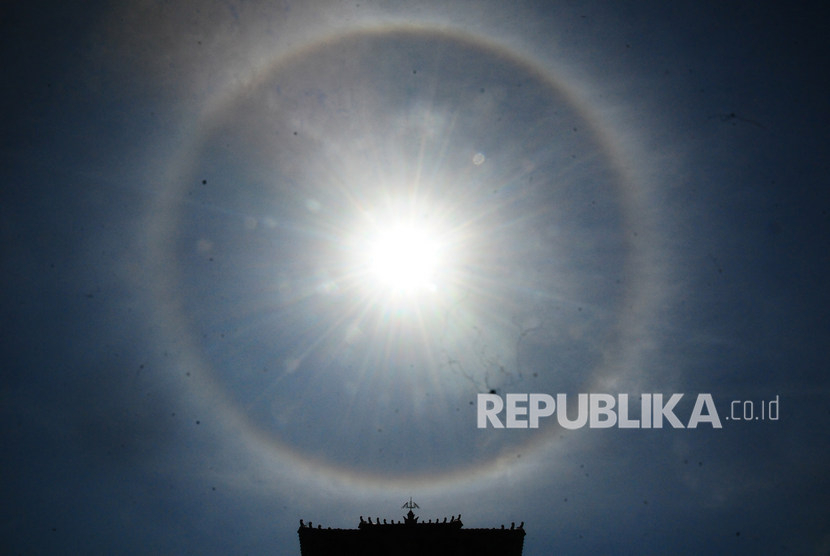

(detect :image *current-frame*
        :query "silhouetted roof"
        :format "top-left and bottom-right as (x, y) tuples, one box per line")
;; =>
(298, 510), (525, 555)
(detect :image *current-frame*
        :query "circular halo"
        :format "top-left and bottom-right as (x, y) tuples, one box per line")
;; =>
(146, 23), (657, 492)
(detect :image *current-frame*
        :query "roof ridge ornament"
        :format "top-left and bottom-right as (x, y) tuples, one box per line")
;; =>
(402, 497), (420, 525)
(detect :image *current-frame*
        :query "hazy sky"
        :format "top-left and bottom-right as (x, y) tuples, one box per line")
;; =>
(2, 1), (829, 554)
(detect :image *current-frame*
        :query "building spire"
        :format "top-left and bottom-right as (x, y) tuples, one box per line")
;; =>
(402, 497), (420, 525)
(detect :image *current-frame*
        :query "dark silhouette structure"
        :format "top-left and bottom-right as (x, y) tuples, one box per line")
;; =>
(298, 500), (525, 555)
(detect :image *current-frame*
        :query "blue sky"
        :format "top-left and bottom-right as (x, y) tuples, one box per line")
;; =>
(2, 1), (828, 554)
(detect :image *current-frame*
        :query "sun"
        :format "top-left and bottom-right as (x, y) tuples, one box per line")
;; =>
(368, 225), (441, 294)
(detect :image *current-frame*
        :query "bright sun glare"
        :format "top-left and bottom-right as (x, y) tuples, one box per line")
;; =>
(368, 225), (441, 293)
